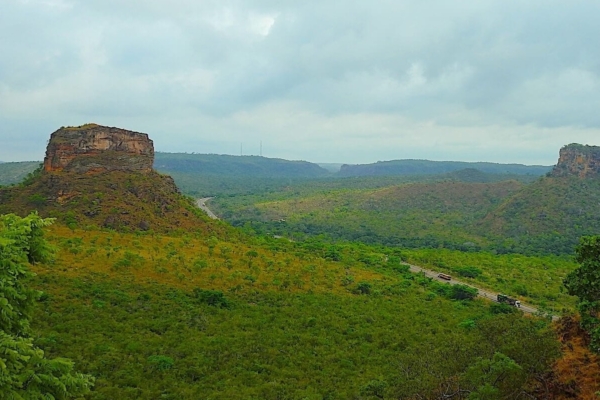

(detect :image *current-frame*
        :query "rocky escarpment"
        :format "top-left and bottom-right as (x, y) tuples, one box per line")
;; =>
(0, 124), (220, 233)
(550, 143), (600, 178)
(43, 124), (154, 173)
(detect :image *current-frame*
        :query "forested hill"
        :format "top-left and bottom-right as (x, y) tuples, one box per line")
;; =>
(154, 152), (330, 178)
(479, 176), (600, 254)
(338, 159), (552, 177)
(0, 161), (41, 185)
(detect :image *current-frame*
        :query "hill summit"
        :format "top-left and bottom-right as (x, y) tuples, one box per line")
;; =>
(43, 123), (154, 173)
(0, 124), (217, 233)
(549, 143), (600, 178)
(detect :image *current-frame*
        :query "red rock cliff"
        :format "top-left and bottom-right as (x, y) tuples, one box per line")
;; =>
(43, 124), (154, 173)
(550, 143), (600, 178)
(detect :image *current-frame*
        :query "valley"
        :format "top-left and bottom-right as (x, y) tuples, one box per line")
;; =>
(1, 125), (600, 398)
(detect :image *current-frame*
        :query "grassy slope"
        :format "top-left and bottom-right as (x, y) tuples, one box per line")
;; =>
(213, 181), (524, 248)
(28, 224), (531, 399)
(0, 170), (225, 234)
(212, 174), (600, 257)
(480, 176), (600, 255)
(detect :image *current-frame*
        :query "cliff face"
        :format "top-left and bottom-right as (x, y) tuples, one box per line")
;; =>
(43, 124), (154, 173)
(550, 144), (600, 178)
(0, 124), (219, 233)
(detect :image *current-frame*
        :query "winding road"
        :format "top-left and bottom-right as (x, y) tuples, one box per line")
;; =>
(196, 197), (219, 220)
(195, 197), (556, 319)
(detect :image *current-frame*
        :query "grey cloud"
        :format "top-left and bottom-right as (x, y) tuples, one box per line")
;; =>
(1, 0), (600, 163)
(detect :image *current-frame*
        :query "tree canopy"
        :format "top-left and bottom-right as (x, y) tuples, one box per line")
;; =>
(564, 235), (600, 351)
(0, 212), (94, 398)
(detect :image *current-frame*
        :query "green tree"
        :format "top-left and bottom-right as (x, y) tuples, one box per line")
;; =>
(462, 352), (522, 400)
(0, 212), (94, 398)
(450, 284), (478, 301)
(564, 235), (600, 351)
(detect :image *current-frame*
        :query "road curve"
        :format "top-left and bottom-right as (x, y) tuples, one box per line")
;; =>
(405, 263), (554, 318)
(196, 197), (219, 220)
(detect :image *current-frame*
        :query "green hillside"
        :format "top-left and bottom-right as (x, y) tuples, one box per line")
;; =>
(211, 169), (600, 256)
(0, 168), (224, 234)
(212, 180), (525, 250)
(150, 153), (332, 197)
(13, 159), (600, 397)
(0, 161), (40, 185)
(480, 176), (600, 255)
(23, 222), (559, 399)
(154, 153), (330, 178)
(338, 159), (551, 177)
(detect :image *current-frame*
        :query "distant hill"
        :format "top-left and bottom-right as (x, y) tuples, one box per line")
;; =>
(0, 161), (41, 186)
(480, 176), (600, 255)
(213, 180), (525, 250)
(478, 143), (600, 254)
(213, 144), (600, 255)
(338, 159), (552, 177)
(154, 152), (330, 178)
(317, 163), (344, 173)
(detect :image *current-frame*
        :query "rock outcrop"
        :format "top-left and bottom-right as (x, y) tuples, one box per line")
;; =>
(43, 124), (154, 174)
(0, 123), (219, 233)
(549, 143), (600, 178)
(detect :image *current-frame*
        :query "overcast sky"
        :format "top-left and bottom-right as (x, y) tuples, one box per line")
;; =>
(1, 0), (599, 165)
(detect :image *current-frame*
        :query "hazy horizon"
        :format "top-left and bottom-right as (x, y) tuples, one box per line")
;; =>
(0, 149), (556, 168)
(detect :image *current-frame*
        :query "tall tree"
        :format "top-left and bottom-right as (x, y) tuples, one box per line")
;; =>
(0, 212), (94, 398)
(563, 235), (600, 351)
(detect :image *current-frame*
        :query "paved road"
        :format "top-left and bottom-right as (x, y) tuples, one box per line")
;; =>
(194, 197), (556, 319)
(196, 197), (219, 220)
(406, 263), (553, 318)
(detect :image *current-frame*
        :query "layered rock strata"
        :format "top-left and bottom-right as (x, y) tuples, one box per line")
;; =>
(43, 124), (154, 173)
(550, 143), (600, 178)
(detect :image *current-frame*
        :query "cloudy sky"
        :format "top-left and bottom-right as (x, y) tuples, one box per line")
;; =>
(1, 0), (599, 165)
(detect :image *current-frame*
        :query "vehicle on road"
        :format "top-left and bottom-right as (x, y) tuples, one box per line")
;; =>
(437, 273), (452, 281)
(497, 294), (521, 308)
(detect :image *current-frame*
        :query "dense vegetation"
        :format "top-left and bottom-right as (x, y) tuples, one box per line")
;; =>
(0, 213), (94, 397)
(209, 174), (600, 256)
(564, 236), (600, 352)
(17, 223), (560, 399)
(338, 159), (551, 177)
(3, 149), (600, 397)
(481, 176), (600, 255)
(210, 181), (522, 249)
(0, 169), (225, 234)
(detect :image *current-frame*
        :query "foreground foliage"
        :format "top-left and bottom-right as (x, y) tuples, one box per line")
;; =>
(0, 213), (94, 398)
(564, 236), (600, 352)
(20, 224), (562, 399)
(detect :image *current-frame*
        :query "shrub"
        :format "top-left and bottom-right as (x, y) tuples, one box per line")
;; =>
(355, 282), (372, 295)
(490, 303), (517, 315)
(449, 284), (478, 301)
(193, 289), (231, 308)
(456, 266), (482, 278)
(147, 355), (174, 371)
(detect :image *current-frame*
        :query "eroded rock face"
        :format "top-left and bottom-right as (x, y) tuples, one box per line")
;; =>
(550, 143), (600, 178)
(43, 124), (154, 173)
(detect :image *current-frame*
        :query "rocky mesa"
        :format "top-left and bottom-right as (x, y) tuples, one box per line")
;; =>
(0, 123), (219, 233)
(43, 123), (154, 173)
(550, 143), (600, 178)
